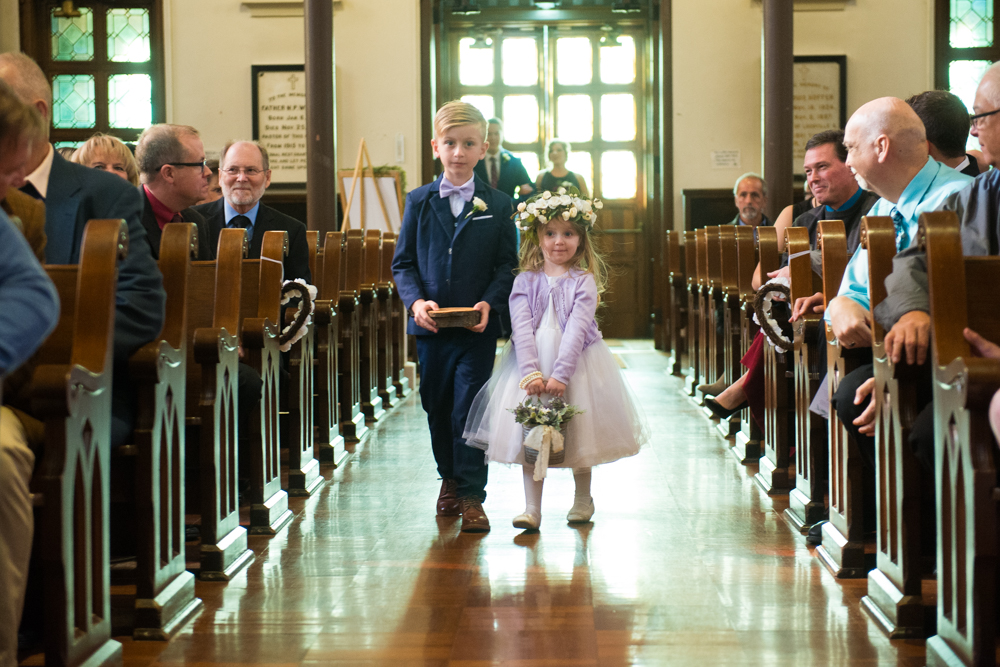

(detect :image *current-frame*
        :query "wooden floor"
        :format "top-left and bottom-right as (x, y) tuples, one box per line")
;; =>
(87, 341), (928, 665)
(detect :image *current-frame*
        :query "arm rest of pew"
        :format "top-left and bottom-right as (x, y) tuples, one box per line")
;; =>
(193, 328), (240, 364)
(314, 301), (334, 326)
(338, 290), (359, 313)
(29, 363), (103, 420)
(241, 318), (279, 350)
(938, 356), (1000, 411)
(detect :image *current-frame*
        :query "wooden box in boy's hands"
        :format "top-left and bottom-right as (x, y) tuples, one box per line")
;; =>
(429, 307), (481, 328)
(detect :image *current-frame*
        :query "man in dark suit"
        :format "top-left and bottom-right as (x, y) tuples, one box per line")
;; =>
(474, 118), (534, 200)
(134, 123), (214, 260)
(906, 90), (982, 177)
(193, 141), (310, 282)
(0, 51), (165, 449)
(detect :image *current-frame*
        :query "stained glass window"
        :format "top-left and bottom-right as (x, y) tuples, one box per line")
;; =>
(107, 8), (151, 62)
(600, 35), (636, 84)
(601, 94), (636, 141)
(51, 7), (94, 62)
(951, 0), (994, 48)
(503, 38), (537, 87)
(557, 95), (593, 142)
(459, 37), (494, 87)
(52, 75), (96, 129)
(601, 151), (637, 199)
(557, 38), (593, 86)
(502, 95), (539, 143)
(461, 95), (495, 121)
(109, 74), (152, 128)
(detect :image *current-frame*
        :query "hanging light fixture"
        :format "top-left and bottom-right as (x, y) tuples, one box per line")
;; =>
(52, 1), (82, 17)
(599, 24), (624, 46)
(451, 0), (481, 16)
(533, 0), (561, 9)
(611, 0), (643, 13)
(469, 32), (493, 49)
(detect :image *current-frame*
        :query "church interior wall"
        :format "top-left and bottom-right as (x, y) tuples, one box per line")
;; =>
(671, 0), (935, 228)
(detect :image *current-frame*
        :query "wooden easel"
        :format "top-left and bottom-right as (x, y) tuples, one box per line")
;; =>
(341, 138), (394, 233)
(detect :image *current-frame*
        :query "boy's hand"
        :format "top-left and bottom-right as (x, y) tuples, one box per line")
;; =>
(411, 299), (440, 333)
(525, 378), (545, 396)
(767, 267), (791, 281)
(885, 311), (930, 365)
(468, 301), (491, 333)
(791, 292), (824, 322)
(545, 378), (566, 397)
(853, 377), (877, 435)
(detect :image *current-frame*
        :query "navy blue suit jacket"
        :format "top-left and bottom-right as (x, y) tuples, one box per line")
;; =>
(43, 150), (166, 447)
(474, 149), (532, 200)
(392, 174), (517, 337)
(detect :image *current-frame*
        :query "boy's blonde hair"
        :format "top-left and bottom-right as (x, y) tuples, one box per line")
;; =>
(434, 101), (488, 139)
(518, 219), (609, 296)
(72, 132), (140, 185)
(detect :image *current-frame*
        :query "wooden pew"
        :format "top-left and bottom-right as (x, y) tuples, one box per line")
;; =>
(241, 231), (294, 535)
(683, 230), (700, 396)
(700, 227), (726, 411)
(817, 217), (882, 578)
(285, 233), (323, 497)
(335, 231), (368, 442)
(654, 229), (670, 352)
(732, 226), (762, 464)
(695, 228), (712, 405)
(382, 232), (411, 399)
(32, 219), (127, 666)
(716, 225), (741, 437)
(113, 224), (201, 638)
(313, 232), (348, 464)
(369, 230), (396, 409)
(666, 230), (686, 377)
(186, 229), (253, 580)
(921, 211), (1000, 667)
(755, 226), (793, 494)
(785, 226), (828, 534)
(346, 229), (384, 422)
(860, 216), (932, 636)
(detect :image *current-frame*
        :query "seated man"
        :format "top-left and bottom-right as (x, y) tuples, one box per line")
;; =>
(0, 79), (60, 667)
(0, 52), (166, 449)
(728, 173), (770, 229)
(907, 90), (981, 177)
(194, 140), (310, 282)
(824, 97), (972, 532)
(134, 124), (214, 260)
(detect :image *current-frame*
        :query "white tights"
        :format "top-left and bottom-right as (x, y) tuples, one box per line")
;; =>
(521, 465), (592, 517)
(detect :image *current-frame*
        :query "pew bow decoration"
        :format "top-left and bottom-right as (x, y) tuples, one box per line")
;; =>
(279, 279), (318, 352)
(753, 277), (794, 352)
(510, 397), (584, 480)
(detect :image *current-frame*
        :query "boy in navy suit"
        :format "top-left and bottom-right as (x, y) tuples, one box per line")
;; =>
(392, 101), (518, 532)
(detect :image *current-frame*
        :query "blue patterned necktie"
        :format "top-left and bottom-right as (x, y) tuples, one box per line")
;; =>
(890, 207), (910, 251)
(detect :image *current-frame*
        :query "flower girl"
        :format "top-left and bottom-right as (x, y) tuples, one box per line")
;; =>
(464, 187), (648, 529)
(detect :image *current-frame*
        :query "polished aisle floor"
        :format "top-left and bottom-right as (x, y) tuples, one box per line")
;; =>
(114, 341), (925, 666)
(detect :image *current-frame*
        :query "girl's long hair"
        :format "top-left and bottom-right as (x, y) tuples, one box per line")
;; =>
(518, 219), (609, 297)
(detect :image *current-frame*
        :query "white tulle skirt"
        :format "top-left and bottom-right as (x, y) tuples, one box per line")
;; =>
(463, 339), (649, 468)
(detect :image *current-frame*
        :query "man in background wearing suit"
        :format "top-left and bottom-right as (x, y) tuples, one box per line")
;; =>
(134, 124), (214, 260)
(0, 51), (165, 450)
(194, 140), (310, 282)
(474, 118), (534, 200)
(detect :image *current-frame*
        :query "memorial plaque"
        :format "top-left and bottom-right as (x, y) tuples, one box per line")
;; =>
(252, 64), (307, 185)
(793, 56), (847, 173)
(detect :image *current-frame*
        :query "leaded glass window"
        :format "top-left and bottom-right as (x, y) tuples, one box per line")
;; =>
(938, 0), (999, 151)
(51, 7), (94, 62)
(107, 8), (151, 63)
(950, 0), (994, 47)
(52, 74), (96, 128)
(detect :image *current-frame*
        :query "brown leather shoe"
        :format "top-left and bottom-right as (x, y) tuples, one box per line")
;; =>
(436, 479), (460, 516)
(459, 497), (491, 533)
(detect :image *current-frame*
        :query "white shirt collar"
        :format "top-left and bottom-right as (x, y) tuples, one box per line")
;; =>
(24, 144), (54, 199)
(954, 155), (971, 173)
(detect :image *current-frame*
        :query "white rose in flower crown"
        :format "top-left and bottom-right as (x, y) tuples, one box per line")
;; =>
(595, 200), (604, 210)
(542, 191), (552, 200)
(537, 214), (547, 223)
(535, 199), (548, 210)
(581, 200), (592, 213)
(562, 210), (571, 220)
(560, 195), (572, 206)
(517, 202), (526, 212)
(569, 206), (578, 217)
(557, 187), (567, 195)
(520, 211), (530, 220)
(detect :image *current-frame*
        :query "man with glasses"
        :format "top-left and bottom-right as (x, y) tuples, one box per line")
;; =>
(194, 140), (310, 282)
(134, 123), (214, 260)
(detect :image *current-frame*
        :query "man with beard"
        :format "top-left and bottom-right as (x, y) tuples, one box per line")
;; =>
(727, 173), (770, 228)
(194, 140), (310, 282)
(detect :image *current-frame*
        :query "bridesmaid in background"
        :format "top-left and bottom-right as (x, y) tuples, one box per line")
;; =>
(535, 139), (590, 197)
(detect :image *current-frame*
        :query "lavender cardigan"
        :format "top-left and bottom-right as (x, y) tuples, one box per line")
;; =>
(509, 269), (603, 385)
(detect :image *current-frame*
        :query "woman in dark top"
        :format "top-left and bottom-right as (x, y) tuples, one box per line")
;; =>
(535, 139), (590, 197)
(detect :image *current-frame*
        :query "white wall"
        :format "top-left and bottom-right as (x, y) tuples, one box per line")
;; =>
(164, 0), (421, 190)
(671, 0), (935, 228)
(0, 0), (19, 53)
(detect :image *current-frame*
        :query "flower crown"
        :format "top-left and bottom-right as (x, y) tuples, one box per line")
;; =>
(514, 185), (603, 241)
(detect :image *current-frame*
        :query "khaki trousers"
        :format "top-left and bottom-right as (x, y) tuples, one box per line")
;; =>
(0, 407), (33, 667)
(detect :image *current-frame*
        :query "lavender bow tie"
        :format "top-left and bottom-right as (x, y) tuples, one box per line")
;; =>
(440, 179), (474, 201)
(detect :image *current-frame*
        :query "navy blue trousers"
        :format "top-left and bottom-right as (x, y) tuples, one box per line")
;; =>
(416, 329), (496, 501)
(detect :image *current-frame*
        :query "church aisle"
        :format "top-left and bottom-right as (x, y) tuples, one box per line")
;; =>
(115, 342), (926, 666)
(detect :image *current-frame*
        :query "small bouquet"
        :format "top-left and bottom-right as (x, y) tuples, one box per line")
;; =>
(513, 185), (603, 243)
(509, 397), (585, 480)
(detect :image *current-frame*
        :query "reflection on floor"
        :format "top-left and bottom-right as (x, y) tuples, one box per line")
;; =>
(106, 341), (926, 665)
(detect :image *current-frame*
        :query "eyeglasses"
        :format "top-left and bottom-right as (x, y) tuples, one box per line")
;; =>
(970, 108), (1000, 128)
(161, 160), (208, 170)
(221, 167), (265, 177)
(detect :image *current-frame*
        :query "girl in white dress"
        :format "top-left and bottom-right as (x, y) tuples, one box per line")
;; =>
(464, 189), (648, 530)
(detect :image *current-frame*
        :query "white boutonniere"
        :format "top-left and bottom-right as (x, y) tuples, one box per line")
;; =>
(465, 196), (488, 219)
(502, 152), (511, 163)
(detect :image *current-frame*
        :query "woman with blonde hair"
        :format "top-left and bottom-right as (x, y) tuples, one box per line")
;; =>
(535, 138), (589, 198)
(72, 133), (139, 186)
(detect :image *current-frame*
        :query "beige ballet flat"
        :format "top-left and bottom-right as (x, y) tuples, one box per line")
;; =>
(512, 512), (541, 530)
(567, 498), (595, 523)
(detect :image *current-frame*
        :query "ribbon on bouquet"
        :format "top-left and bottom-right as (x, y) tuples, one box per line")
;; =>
(525, 424), (564, 481)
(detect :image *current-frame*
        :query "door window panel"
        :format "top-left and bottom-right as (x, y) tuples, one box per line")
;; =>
(600, 35), (635, 84)
(107, 8), (151, 62)
(949, 59), (992, 149)
(502, 38), (538, 87)
(556, 37), (593, 86)
(51, 7), (94, 62)
(459, 37), (494, 86)
(601, 94), (636, 141)
(512, 151), (541, 183)
(557, 95), (593, 142)
(566, 151), (593, 194)
(461, 95), (496, 122)
(52, 74), (96, 129)
(109, 74), (152, 128)
(502, 95), (540, 143)
(601, 151), (637, 199)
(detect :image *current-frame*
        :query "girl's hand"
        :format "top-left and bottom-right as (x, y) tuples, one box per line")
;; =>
(545, 378), (566, 397)
(525, 378), (545, 396)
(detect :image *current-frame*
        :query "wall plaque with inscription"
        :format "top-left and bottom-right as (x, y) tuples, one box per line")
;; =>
(252, 64), (307, 185)
(792, 56), (846, 173)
